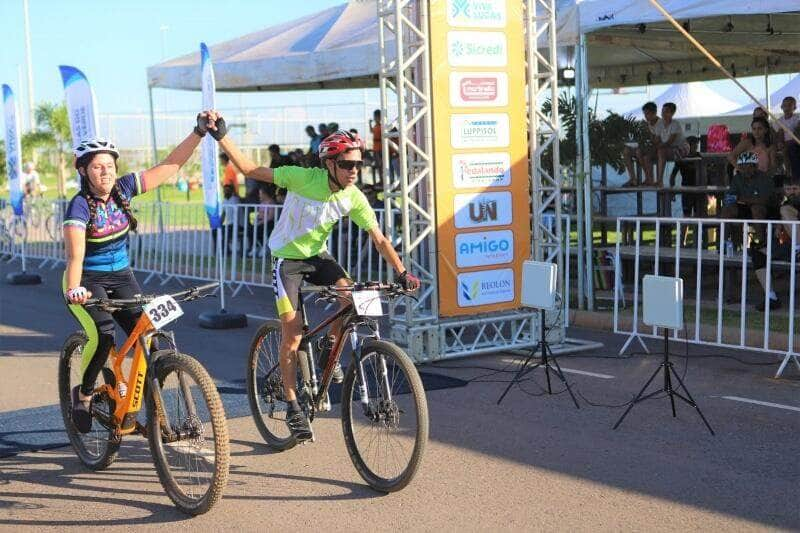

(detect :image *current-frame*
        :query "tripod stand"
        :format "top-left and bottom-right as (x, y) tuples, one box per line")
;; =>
(613, 328), (714, 434)
(497, 310), (579, 408)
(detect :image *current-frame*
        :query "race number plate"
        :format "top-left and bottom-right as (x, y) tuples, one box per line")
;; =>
(351, 290), (383, 317)
(143, 295), (184, 330)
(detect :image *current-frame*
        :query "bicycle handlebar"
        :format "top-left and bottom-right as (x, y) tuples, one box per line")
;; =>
(82, 281), (219, 310)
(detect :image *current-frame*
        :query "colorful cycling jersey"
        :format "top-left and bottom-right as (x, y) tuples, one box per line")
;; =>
(269, 166), (378, 259)
(63, 172), (145, 271)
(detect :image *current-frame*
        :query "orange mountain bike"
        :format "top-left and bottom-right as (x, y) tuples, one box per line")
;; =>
(57, 282), (229, 515)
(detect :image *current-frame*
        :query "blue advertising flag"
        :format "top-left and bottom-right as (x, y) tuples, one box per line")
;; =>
(200, 43), (222, 230)
(2, 85), (24, 216)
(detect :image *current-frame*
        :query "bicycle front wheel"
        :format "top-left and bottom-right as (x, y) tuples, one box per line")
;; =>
(246, 320), (297, 451)
(147, 351), (229, 516)
(57, 332), (120, 470)
(341, 340), (429, 492)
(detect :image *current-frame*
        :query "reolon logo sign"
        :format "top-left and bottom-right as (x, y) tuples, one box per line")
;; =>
(455, 230), (514, 268)
(452, 152), (511, 188)
(450, 72), (508, 108)
(447, 31), (507, 67)
(457, 268), (515, 307)
(454, 191), (513, 229)
(451, 113), (510, 149)
(448, 0), (506, 28)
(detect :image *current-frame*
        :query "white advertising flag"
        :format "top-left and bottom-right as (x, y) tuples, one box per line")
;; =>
(58, 66), (99, 147)
(2, 85), (24, 216)
(200, 43), (221, 229)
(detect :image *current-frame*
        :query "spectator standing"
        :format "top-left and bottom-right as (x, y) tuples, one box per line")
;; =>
(318, 123), (330, 141)
(728, 117), (777, 175)
(22, 162), (42, 197)
(622, 102), (660, 186)
(306, 125), (321, 154)
(773, 96), (800, 178)
(220, 152), (241, 192)
(249, 185), (278, 258)
(221, 184), (244, 254)
(653, 102), (689, 187)
(268, 144), (291, 169)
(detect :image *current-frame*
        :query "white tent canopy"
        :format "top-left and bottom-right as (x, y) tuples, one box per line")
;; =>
(724, 74), (800, 115)
(623, 81), (740, 118)
(556, 1), (799, 88)
(147, 1), (388, 92)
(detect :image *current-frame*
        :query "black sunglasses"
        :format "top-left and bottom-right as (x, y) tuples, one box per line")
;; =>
(336, 160), (364, 171)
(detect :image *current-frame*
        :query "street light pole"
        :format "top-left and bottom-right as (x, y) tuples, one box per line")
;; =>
(22, 0), (35, 131)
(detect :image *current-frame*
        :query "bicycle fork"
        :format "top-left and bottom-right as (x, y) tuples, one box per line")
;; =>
(352, 332), (393, 418)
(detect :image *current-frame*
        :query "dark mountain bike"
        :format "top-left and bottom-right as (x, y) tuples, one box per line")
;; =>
(247, 281), (428, 492)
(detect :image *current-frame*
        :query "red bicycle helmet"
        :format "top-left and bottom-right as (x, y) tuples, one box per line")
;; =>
(318, 130), (363, 159)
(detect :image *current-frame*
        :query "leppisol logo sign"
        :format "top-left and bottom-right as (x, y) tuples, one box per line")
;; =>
(453, 190), (513, 229)
(455, 230), (514, 268)
(449, 72), (508, 107)
(451, 113), (509, 149)
(447, 31), (507, 67)
(448, 0), (506, 28)
(452, 152), (511, 189)
(457, 268), (515, 307)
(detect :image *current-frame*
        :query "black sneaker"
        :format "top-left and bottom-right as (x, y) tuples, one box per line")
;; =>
(756, 298), (781, 312)
(285, 409), (313, 442)
(71, 386), (93, 434)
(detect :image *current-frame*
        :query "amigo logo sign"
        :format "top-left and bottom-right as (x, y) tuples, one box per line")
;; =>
(449, 72), (508, 108)
(455, 230), (514, 268)
(454, 191), (513, 229)
(452, 152), (511, 189)
(448, 0), (506, 28)
(451, 113), (510, 149)
(457, 268), (515, 307)
(447, 31), (507, 67)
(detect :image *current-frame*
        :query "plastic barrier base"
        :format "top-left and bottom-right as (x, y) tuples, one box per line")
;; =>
(198, 309), (248, 329)
(6, 272), (42, 285)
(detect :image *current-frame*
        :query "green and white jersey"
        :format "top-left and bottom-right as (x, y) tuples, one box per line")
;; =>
(269, 166), (379, 259)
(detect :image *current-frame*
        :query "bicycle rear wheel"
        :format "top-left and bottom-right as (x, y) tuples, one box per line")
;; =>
(57, 332), (120, 470)
(341, 340), (429, 492)
(246, 320), (297, 451)
(147, 351), (229, 516)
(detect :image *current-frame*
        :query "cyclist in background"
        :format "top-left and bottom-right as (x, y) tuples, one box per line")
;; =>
(63, 114), (212, 433)
(205, 110), (420, 442)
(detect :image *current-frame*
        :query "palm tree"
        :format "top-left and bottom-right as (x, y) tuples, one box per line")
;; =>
(29, 102), (71, 197)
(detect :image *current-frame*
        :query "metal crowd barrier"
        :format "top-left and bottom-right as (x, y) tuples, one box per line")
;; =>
(613, 216), (799, 377)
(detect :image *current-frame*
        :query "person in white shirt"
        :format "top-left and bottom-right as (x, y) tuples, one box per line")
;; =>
(622, 101), (660, 186)
(22, 162), (42, 197)
(653, 102), (689, 187)
(773, 96), (800, 179)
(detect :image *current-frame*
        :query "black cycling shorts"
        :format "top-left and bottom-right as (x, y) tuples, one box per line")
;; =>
(272, 252), (348, 316)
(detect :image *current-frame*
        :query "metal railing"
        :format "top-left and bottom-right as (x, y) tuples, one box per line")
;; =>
(613, 216), (799, 377)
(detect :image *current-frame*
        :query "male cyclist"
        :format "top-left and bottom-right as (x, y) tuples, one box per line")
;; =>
(204, 110), (420, 441)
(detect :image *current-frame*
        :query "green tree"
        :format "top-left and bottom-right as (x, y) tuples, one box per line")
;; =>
(32, 102), (72, 197)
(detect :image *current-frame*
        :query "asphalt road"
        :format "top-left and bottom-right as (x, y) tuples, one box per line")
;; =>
(1, 261), (798, 531)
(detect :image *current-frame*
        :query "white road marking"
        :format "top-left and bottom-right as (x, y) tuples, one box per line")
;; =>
(558, 367), (615, 379)
(722, 396), (800, 413)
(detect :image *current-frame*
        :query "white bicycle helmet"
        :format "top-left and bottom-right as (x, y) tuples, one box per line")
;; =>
(736, 151), (759, 166)
(73, 137), (119, 159)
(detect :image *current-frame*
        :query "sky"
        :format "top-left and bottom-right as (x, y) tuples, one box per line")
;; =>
(0, 0), (796, 131)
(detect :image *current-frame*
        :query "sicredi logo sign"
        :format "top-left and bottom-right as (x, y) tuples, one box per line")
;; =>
(455, 230), (514, 268)
(451, 113), (510, 149)
(452, 152), (511, 189)
(453, 191), (513, 229)
(457, 268), (515, 307)
(448, 0), (506, 28)
(449, 72), (508, 108)
(447, 31), (507, 67)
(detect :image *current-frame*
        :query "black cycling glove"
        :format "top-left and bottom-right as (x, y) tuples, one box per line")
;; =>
(209, 115), (228, 141)
(194, 113), (208, 137)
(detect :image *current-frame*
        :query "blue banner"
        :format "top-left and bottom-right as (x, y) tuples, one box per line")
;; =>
(200, 43), (221, 230)
(2, 84), (24, 216)
(58, 65), (99, 147)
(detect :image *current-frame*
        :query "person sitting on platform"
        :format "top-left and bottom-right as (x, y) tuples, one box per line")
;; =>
(622, 101), (660, 186)
(720, 152), (779, 247)
(779, 177), (800, 247)
(728, 117), (777, 175)
(773, 96), (800, 179)
(653, 102), (689, 187)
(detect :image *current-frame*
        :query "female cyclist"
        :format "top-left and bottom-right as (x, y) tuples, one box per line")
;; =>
(63, 114), (211, 433)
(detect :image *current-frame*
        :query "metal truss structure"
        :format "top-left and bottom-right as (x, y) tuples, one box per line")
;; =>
(377, 0), (562, 362)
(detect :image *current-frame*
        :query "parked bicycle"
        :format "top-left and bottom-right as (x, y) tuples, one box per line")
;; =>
(58, 282), (229, 515)
(247, 281), (428, 492)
